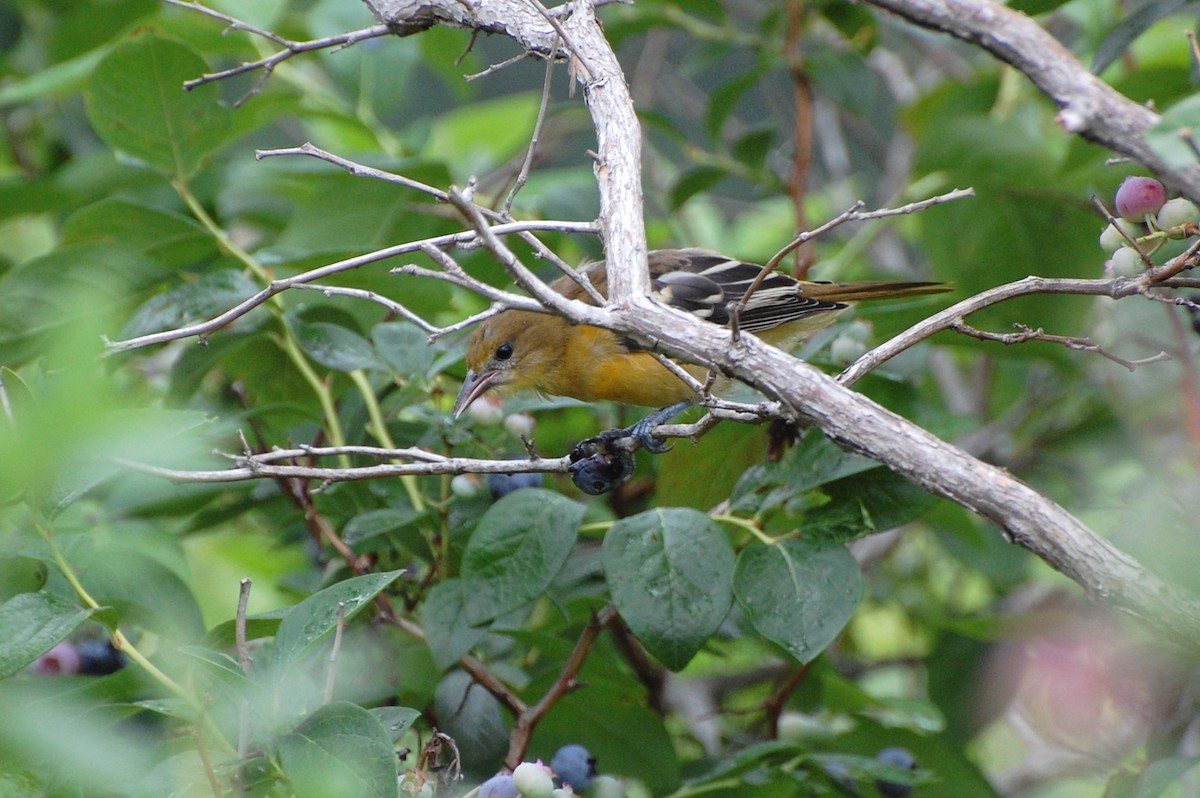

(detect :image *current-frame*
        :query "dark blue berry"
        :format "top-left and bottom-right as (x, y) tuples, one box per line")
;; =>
(874, 747), (916, 798)
(822, 762), (859, 794)
(478, 774), (518, 798)
(550, 744), (597, 792)
(77, 639), (126, 675)
(568, 449), (634, 495)
(488, 471), (543, 500)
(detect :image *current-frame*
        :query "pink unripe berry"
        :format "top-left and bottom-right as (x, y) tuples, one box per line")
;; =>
(1114, 176), (1167, 222)
(32, 642), (82, 676)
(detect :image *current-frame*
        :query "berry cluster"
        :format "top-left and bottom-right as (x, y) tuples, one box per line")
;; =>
(824, 747), (918, 796)
(31, 638), (126, 677)
(1101, 176), (1200, 276)
(477, 745), (612, 798)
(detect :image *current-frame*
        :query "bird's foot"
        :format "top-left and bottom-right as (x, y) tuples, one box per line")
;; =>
(566, 402), (693, 495)
(605, 401), (694, 454)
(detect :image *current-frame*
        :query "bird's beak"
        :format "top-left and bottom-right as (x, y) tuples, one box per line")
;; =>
(453, 368), (499, 419)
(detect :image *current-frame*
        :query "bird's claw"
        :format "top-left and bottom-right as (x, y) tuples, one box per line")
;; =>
(566, 402), (693, 494)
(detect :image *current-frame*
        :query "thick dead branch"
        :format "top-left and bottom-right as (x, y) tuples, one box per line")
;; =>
(355, 0), (1200, 644)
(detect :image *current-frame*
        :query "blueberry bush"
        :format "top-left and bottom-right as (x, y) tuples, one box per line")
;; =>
(1, 1), (1199, 796)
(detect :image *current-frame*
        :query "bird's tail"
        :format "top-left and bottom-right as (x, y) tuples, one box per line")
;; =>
(798, 280), (951, 303)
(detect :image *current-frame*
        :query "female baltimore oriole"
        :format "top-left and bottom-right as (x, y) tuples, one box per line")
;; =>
(453, 248), (948, 416)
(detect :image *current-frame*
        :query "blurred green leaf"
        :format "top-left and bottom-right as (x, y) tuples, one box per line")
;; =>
(0, 592), (92, 678)
(669, 166), (728, 210)
(271, 571), (403, 669)
(1092, 0), (1191, 75)
(0, 557), (48, 601)
(1147, 94), (1200, 172)
(734, 538), (862, 663)
(277, 702), (398, 798)
(372, 706), (420, 742)
(460, 489), (583, 625)
(121, 270), (262, 339)
(1109, 757), (1200, 798)
(67, 543), (206, 641)
(602, 508), (734, 670)
(85, 33), (231, 177)
(0, 47), (109, 109)
(62, 199), (214, 267)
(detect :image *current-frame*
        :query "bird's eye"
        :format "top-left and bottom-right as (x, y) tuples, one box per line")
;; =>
(495, 342), (514, 361)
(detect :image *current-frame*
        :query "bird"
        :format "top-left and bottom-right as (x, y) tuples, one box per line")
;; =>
(453, 248), (949, 417)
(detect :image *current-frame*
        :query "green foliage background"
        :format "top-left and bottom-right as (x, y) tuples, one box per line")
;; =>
(0, 0), (1198, 796)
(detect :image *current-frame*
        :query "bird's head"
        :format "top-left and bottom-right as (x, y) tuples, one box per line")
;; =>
(453, 310), (565, 418)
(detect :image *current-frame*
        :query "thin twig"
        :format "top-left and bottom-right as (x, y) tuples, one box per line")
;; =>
(323, 603), (347, 704)
(257, 143), (450, 202)
(524, 0), (595, 82)
(105, 218), (596, 352)
(731, 188), (974, 339)
(466, 51), (531, 81)
(840, 242), (1200, 387)
(163, 1), (391, 105)
(502, 49), (557, 214)
(235, 579), (252, 672)
(504, 605), (617, 766)
(290, 284), (441, 333)
(950, 321), (1171, 372)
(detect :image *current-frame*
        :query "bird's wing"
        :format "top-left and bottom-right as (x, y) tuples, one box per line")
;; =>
(650, 251), (845, 333)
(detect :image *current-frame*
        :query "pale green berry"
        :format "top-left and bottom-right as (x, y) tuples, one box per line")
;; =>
(1099, 219), (1143, 253)
(1155, 198), (1200, 230)
(503, 412), (536, 437)
(513, 761), (556, 798)
(450, 473), (480, 498)
(1107, 246), (1142, 277)
(590, 775), (626, 798)
(829, 334), (868, 365)
(467, 396), (505, 425)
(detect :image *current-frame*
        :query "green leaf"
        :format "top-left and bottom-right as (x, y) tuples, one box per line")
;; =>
(433, 670), (508, 773)
(706, 68), (765, 141)
(1107, 757), (1200, 798)
(271, 571), (403, 668)
(733, 538), (862, 663)
(422, 578), (488, 669)
(371, 706), (420, 742)
(0, 47), (110, 109)
(460, 489), (583, 625)
(1092, 0), (1191, 75)
(120, 270), (262, 338)
(343, 507), (426, 546)
(602, 508), (735, 670)
(85, 33), (231, 177)
(1148, 94), (1200, 171)
(0, 556), (48, 601)
(276, 702), (399, 798)
(669, 166), (727, 211)
(0, 592), (93, 678)
(803, 470), (938, 543)
(291, 319), (383, 373)
(530, 681), (681, 794)
(373, 322), (435, 378)
(62, 199), (214, 268)
(70, 545), (206, 641)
